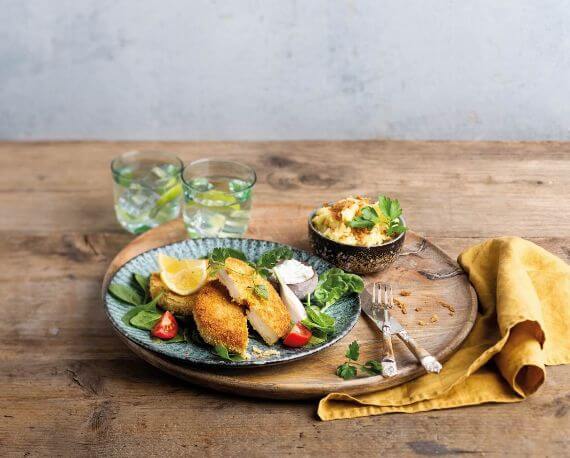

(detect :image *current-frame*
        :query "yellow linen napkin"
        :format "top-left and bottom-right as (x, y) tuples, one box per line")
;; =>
(318, 237), (570, 420)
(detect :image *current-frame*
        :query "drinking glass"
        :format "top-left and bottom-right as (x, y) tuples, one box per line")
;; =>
(182, 159), (256, 238)
(111, 150), (183, 234)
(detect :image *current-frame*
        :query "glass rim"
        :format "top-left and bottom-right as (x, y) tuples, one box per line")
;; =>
(110, 150), (184, 178)
(181, 158), (257, 193)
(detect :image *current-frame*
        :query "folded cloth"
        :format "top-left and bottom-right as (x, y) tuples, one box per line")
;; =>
(318, 237), (570, 420)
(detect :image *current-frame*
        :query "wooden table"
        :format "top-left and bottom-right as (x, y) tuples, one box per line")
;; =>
(1, 141), (568, 456)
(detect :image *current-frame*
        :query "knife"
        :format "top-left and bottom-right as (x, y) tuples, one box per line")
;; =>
(361, 290), (443, 374)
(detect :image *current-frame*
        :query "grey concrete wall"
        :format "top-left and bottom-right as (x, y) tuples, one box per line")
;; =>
(1, 0), (569, 141)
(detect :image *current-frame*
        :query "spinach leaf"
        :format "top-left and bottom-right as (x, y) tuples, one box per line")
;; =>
(129, 310), (161, 330)
(166, 333), (186, 343)
(108, 283), (144, 306)
(313, 268), (364, 309)
(213, 344), (245, 362)
(152, 333), (186, 344)
(133, 273), (150, 301)
(121, 293), (162, 326)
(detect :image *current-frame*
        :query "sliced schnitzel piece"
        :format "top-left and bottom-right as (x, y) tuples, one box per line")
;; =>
(218, 257), (291, 345)
(192, 281), (248, 356)
(149, 272), (199, 316)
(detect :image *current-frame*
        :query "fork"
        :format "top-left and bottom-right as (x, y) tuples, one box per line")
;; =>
(372, 282), (397, 377)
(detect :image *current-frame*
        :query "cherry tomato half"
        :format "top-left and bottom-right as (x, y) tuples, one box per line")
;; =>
(151, 311), (179, 340)
(283, 323), (312, 347)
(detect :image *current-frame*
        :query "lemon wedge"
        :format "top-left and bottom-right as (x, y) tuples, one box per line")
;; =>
(157, 254), (208, 295)
(158, 253), (182, 273)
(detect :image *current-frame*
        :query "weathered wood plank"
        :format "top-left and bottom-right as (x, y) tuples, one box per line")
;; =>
(1, 231), (568, 283)
(1, 366), (568, 456)
(0, 141), (568, 236)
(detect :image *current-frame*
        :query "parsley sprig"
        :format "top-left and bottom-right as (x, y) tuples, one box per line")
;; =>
(207, 246), (293, 300)
(348, 195), (407, 237)
(336, 341), (383, 380)
(207, 247), (248, 276)
(248, 283), (269, 300)
(379, 196), (407, 236)
(254, 246), (294, 278)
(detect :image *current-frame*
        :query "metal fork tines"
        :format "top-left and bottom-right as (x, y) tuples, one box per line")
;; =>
(372, 282), (398, 377)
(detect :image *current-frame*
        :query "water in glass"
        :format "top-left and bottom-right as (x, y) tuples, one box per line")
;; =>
(113, 162), (182, 234)
(183, 177), (252, 238)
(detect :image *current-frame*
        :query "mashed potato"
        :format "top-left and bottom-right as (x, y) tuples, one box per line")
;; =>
(312, 196), (394, 247)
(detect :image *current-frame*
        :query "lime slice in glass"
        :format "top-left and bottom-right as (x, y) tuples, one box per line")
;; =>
(198, 190), (240, 210)
(155, 182), (183, 207)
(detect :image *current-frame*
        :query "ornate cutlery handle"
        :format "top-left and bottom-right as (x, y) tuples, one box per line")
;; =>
(398, 330), (442, 374)
(381, 324), (397, 377)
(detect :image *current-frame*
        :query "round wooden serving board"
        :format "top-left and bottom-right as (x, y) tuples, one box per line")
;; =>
(102, 220), (477, 400)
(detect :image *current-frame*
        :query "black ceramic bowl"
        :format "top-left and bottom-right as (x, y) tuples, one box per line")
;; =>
(308, 210), (406, 274)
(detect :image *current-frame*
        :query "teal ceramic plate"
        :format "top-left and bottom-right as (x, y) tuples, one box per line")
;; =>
(103, 238), (360, 367)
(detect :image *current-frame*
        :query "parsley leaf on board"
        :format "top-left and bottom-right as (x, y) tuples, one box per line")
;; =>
(335, 340), (383, 380)
(346, 341), (360, 361)
(336, 363), (357, 380)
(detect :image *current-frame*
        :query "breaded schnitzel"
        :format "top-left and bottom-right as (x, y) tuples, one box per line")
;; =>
(218, 257), (291, 345)
(192, 281), (248, 356)
(149, 272), (199, 316)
